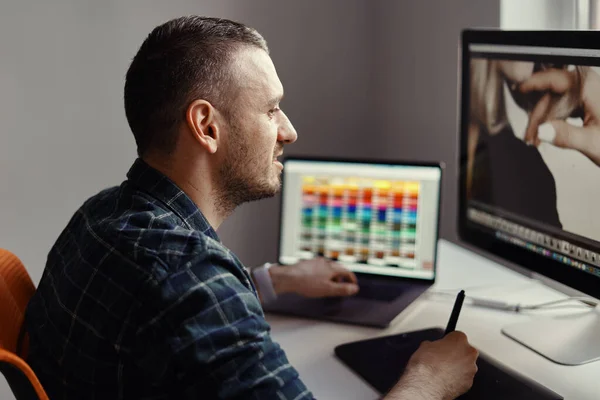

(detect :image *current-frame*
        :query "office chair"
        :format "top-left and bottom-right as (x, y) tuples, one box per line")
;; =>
(0, 249), (49, 400)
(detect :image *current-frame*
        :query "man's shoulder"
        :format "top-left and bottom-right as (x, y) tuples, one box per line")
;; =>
(63, 183), (235, 280)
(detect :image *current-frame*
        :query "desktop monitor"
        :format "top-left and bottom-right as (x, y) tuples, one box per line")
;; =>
(458, 30), (600, 365)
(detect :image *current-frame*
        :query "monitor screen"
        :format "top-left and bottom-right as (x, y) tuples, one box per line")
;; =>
(459, 32), (600, 298)
(278, 158), (442, 280)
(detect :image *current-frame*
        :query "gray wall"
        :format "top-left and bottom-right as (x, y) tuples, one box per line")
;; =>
(222, 0), (502, 263)
(0, 1), (498, 398)
(371, 0), (500, 242)
(0, 0), (376, 281)
(218, 0), (377, 267)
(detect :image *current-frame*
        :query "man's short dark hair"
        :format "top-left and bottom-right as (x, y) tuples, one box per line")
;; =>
(124, 16), (268, 157)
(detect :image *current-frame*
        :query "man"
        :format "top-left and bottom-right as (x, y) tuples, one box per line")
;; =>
(25, 16), (478, 399)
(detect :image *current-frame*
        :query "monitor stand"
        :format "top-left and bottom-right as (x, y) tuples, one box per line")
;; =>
(501, 305), (600, 365)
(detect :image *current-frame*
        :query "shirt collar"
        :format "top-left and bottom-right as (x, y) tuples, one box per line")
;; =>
(125, 158), (220, 242)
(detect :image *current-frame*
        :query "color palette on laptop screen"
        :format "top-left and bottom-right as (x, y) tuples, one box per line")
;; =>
(298, 176), (419, 268)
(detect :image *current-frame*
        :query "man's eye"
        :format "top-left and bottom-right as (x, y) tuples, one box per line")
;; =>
(268, 107), (281, 117)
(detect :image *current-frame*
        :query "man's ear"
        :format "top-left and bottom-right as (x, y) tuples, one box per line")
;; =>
(186, 99), (220, 154)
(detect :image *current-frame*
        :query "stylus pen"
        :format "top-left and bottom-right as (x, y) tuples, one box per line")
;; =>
(445, 290), (466, 335)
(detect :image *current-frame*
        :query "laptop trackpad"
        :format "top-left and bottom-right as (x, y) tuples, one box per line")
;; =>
(269, 294), (401, 317)
(355, 282), (407, 302)
(264, 283), (427, 328)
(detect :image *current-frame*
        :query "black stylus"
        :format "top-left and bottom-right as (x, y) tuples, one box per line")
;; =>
(445, 290), (466, 335)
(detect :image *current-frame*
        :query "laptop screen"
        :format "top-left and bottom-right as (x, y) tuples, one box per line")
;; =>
(278, 159), (442, 280)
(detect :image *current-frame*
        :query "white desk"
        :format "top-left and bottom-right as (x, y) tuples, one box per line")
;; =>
(267, 239), (600, 399)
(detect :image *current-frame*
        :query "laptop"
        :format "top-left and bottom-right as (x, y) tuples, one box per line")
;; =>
(262, 157), (443, 328)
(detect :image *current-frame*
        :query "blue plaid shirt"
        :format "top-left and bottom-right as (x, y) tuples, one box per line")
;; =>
(25, 159), (313, 400)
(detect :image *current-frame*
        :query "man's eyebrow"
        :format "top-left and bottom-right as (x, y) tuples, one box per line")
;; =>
(267, 93), (284, 107)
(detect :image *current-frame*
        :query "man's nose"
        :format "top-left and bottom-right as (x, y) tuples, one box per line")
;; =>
(278, 110), (298, 144)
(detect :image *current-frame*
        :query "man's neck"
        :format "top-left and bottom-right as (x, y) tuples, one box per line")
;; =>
(142, 154), (230, 230)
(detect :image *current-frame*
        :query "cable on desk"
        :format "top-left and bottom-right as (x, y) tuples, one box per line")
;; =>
(517, 296), (598, 311)
(426, 290), (599, 313)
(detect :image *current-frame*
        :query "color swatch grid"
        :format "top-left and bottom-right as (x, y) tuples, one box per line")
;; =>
(298, 176), (420, 268)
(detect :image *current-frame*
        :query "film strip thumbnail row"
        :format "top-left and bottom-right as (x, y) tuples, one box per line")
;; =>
(495, 232), (600, 278)
(468, 208), (600, 267)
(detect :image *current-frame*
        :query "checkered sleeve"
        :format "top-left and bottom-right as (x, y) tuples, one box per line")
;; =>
(132, 247), (314, 400)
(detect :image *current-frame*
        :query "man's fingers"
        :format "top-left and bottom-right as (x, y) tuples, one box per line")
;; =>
(326, 281), (359, 297)
(524, 92), (551, 145)
(329, 263), (359, 284)
(519, 69), (572, 94)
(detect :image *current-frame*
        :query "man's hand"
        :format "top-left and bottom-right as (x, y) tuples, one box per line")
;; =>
(385, 331), (479, 400)
(269, 258), (359, 298)
(520, 67), (600, 166)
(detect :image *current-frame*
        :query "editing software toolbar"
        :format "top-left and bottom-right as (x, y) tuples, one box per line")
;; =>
(468, 207), (600, 278)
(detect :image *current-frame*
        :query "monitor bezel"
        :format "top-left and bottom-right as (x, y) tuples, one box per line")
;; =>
(458, 29), (600, 299)
(278, 156), (444, 284)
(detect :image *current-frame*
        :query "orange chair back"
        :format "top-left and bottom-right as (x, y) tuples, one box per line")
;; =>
(0, 249), (49, 400)
(0, 249), (35, 353)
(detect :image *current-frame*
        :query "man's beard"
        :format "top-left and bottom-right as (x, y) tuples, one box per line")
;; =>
(215, 130), (281, 215)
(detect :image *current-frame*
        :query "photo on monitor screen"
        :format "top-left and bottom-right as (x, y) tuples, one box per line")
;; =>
(467, 59), (600, 240)
(463, 44), (600, 279)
